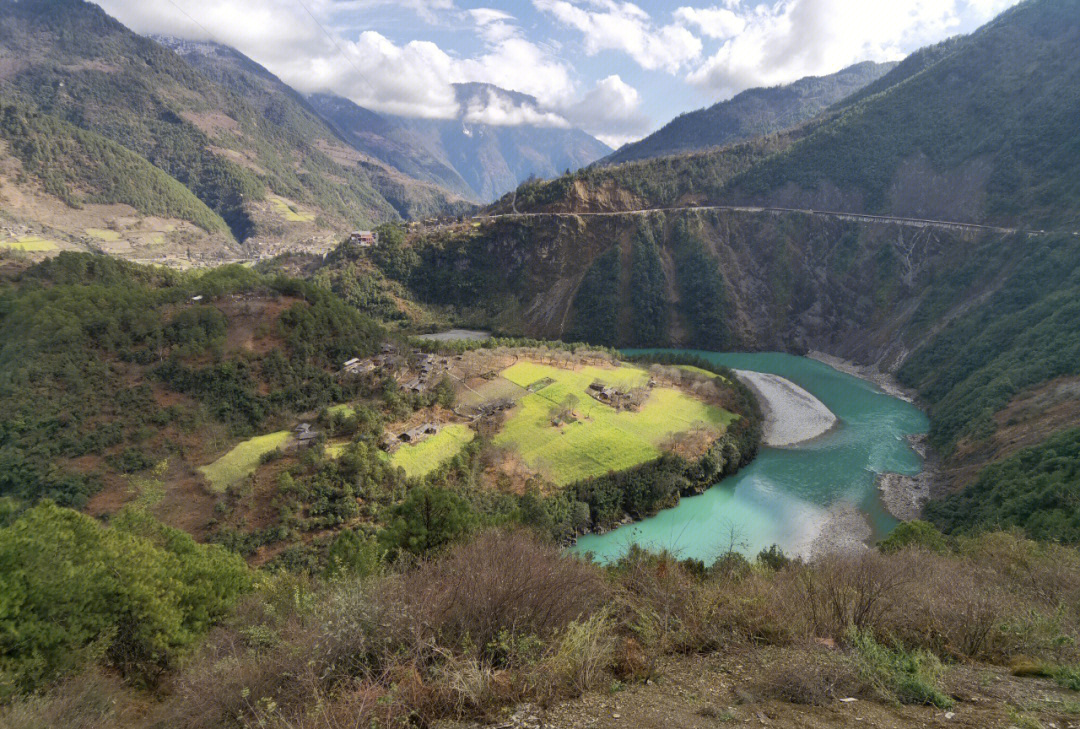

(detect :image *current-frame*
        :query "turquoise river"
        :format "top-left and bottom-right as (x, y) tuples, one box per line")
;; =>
(570, 351), (928, 563)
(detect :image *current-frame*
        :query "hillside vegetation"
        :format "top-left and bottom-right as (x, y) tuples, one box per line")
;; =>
(726, 0), (1080, 228)
(604, 61), (894, 165)
(0, 0), (466, 247)
(7, 521), (1080, 729)
(0, 98), (228, 233)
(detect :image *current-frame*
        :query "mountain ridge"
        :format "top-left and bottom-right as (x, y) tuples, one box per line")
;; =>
(601, 61), (895, 166)
(310, 85), (612, 202)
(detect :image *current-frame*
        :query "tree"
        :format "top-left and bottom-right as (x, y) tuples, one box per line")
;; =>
(0, 502), (250, 696)
(325, 529), (382, 578)
(878, 520), (948, 554)
(379, 487), (476, 556)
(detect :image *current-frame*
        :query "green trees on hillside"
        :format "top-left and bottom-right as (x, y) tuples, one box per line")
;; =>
(727, 0), (1080, 228)
(899, 233), (1080, 451)
(0, 99), (229, 233)
(0, 253), (385, 506)
(566, 246), (620, 346)
(926, 429), (1080, 541)
(671, 220), (728, 350)
(0, 502), (250, 696)
(629, 224), (669, 346)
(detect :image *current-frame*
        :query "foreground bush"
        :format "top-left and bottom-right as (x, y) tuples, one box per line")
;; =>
(0, 502), (251, 697)
(9, 529), (1080, 727)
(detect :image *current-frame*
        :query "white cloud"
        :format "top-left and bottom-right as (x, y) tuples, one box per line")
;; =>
(533, 0), (703, 72)
(460, 87), (570, 127)
(674, 5), (745, 40)
(563, 75), (651, 148)
(95, 0), (579, 125)
(685, 0), (1022, 99)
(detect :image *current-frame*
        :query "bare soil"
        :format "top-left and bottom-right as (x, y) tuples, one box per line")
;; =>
(945, 376), (1080, 490)
(444, 650), (1080, 729)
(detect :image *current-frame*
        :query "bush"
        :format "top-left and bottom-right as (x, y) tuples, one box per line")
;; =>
(879, 520), (948, 554)
(848, 630), (954, 709)
(401, 529), (607, 660)
(754, 647), (864, 705)
(0, 502), (250, 695)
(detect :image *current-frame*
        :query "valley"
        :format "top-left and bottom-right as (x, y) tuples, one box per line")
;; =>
(4, 0), (1080, 727)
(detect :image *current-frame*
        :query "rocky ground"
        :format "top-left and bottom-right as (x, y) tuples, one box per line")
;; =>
(442, 650), (1080, 729)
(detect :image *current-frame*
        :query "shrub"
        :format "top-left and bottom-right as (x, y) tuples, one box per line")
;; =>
(798, 551), (916, 639)
(754, 647), (865, 705)
(848, 629), (954, 709)
(878, 520), (948, 554)
(0, 503), (250, 696)
(537, 612), (615, 698)
(401, 529), (607, 660)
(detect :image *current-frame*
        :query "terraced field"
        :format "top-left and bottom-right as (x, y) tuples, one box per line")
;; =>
(1, 236), (59, 251)
(495, 361), (736, 486)
(270, 196), (316, 222)
(198, 430), (291, 492)
(389, 424), (475, 478)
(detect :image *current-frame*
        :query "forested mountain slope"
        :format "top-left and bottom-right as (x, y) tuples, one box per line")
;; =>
(725, 0), (1080, 228)
(308, 92), (475, 200)
(603, 61), (894, 165)
(0, 0), (467, 259)
(503, 0), (1080, 231)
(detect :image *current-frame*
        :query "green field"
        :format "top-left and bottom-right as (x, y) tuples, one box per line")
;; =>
(675, 364), (727, 381)
(85, 228), (122, 242)
(1, 236), (59, 252)
(198, 430), (291, 492)
(390, 424), (475, 479)
(270, 196), (316, 223)
(495, 361), (736, 486)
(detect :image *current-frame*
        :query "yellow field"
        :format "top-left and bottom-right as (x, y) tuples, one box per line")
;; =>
(85, 228), (122, 242)
(1, 236), (59, 252)
(198, 430), (291, 492)
(390, 424), (475, 479)
(495, 361), (736, 486)
(270, 196), (315, 222)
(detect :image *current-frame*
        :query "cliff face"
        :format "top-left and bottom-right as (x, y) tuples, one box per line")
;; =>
(441, 210), (1008, 372)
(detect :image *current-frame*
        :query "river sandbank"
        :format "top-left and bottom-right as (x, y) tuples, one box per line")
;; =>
(807, 502), (873, 559)
(734, 369), (837, 446)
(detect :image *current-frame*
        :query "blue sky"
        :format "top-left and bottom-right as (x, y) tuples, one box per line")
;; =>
(100, 0), (1022, 148)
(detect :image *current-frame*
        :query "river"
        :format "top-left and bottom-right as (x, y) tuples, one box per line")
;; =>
(570, 351), (928, 563)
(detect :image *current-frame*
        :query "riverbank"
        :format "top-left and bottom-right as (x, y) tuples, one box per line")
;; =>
(808, 502), (872, 558)
(734, 369), (837, 446)
(807, 350), (917, 403)
(805, 352), (940, 522)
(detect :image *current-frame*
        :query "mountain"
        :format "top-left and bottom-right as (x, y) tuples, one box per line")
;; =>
(310, 84), (613, 202)
(307, 92), (475, 200)
(0, 0), (468, 260)
(603, 61), (896, 165)
(351, 0), (1080, 542)
(725, 0), (1080, 229)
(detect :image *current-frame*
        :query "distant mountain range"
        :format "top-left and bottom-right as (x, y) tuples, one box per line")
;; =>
(311, 85), (612, 202)
(0, 0), (611, 259)
(601, 61), (895, 166)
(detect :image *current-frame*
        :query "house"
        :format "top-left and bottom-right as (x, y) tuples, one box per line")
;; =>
(190, 295), (204, 303)
(342, 357), (361, 369)
(348, 230), (377, 247)
(294, 423), (319, 443)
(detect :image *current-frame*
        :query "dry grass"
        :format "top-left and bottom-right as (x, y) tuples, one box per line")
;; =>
(14, 531), (1080, 728)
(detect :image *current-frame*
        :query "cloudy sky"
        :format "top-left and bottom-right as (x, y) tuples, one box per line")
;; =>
(97, 0), (1021, 149)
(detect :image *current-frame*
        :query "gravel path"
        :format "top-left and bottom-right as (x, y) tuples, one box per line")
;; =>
(734, 370), (837, 447)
